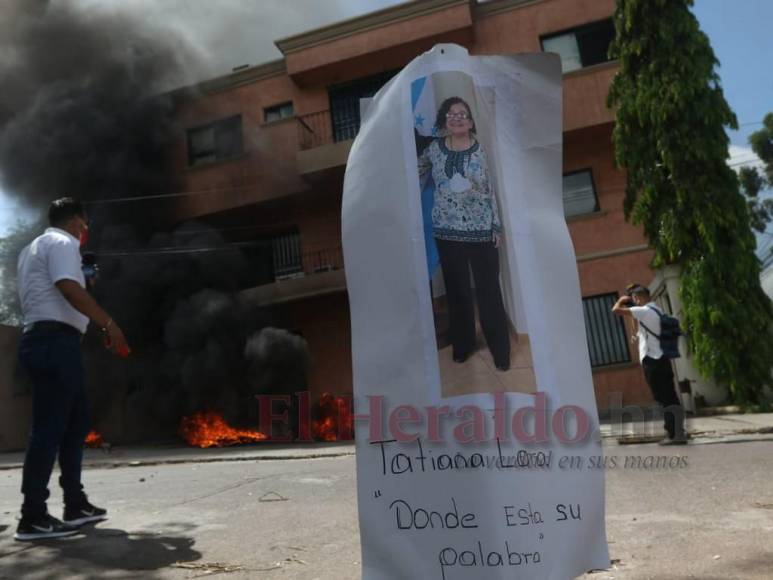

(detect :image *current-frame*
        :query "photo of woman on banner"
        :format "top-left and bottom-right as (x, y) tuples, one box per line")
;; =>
(412, 70), (536, 397)
(418, 96), (510, 370)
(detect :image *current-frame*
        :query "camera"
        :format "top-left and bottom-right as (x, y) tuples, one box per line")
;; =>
(82, 252), (99, 288)
(624, 283), (642, 305)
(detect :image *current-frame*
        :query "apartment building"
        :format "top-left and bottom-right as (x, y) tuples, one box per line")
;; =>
(168, 0), (660, 412)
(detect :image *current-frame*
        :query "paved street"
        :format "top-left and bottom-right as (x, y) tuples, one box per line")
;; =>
(0, 428), (772, 579)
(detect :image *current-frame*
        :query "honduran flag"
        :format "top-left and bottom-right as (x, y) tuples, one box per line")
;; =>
(411, 76), (440, 277)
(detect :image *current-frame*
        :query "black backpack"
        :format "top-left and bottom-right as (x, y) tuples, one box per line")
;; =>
(640, 306), (682, 359)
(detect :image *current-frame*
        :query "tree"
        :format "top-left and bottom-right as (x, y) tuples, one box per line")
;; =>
(0, 219), (41, 326)
(607, 0), (773, 404)
(738, 112), (773, 233)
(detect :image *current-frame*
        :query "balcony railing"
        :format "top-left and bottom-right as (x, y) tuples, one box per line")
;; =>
(275, 246), (344, 281)
(297, 110), (334, 150)
(297, 110), (363, 151)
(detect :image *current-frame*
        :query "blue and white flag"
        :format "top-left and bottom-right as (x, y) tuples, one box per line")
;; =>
(411, 76), (437, 137)
(412, 76), (440, 276)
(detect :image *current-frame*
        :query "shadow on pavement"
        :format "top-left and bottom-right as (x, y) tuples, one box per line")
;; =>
(0, 522), (201, 579)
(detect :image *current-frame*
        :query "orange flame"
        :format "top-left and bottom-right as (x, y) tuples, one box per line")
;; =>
(85, 430), (104, 448)
(312, 393), (353, 442)
(179, 411), (268, 448)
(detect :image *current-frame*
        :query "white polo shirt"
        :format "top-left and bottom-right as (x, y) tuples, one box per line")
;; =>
(17, 227), (89, 334)
(629, 302), (663, 362)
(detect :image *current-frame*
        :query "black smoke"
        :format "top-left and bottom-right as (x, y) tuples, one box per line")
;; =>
(83, 222), (312, 443)
(1, 1), (311, 443)
(0, 0), (195, 210)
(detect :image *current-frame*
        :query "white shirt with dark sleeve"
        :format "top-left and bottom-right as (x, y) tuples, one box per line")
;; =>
(17, 227), (89, 334)
(629, 303), (663, 362)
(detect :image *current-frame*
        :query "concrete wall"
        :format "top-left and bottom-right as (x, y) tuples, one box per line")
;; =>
(0, 325), (31, 452)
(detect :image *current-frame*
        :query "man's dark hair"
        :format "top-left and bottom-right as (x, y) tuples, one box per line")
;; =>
(626, 283), (650, 298)
(48, 197), (85, 227)
(434, 96), (477, 135)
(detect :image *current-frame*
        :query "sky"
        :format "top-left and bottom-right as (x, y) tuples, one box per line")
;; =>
(0, 0), (771, 244)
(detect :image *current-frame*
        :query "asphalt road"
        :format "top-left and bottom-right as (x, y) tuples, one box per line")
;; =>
(1, 437), (772, 579)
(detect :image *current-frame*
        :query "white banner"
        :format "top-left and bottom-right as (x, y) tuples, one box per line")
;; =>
(343, 44), (609, 580)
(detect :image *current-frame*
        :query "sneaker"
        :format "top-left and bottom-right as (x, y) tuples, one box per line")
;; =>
(63, 501), (108, 526)
(658, 436), (688, 446)
(14, 513), (79, 541)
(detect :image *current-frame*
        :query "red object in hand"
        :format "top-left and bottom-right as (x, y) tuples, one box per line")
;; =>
(103, 335), (131, 358)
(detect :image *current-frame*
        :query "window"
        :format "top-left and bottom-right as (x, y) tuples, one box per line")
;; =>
(563, 169), (599, 218)
(329, 70), (397, 142)
(264, 102), (294, 123)
(541, 19), (615, 73)
(272, 232), (303, 280)
(187, 115), (243, 166)
(582, 293), (631, 368)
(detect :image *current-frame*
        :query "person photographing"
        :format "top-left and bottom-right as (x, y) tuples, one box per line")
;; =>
(612, 284), (686, 445)
(14, 197), (130, 541)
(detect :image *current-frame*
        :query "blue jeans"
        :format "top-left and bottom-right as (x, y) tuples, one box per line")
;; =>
(19, 327), (90, 518)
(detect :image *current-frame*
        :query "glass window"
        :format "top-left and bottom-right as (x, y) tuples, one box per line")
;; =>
(541, 19), (615, 73)
(187, 115), (243, 166)
(264, 102), (294, 123)
(328, 70), (398, 142)
(563, 170), (599, 217)
(542, 34), (582, 73)
(582, 293), (631, 368)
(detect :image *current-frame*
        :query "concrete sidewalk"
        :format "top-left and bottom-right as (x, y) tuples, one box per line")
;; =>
(1, 412), (771, 471)
(0, 441), (356, 472)
(600, 411), (773, 443)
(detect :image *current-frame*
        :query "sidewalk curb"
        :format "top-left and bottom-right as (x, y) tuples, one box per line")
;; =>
(612, 426), (773, 445)
(0, 450), (356, 472)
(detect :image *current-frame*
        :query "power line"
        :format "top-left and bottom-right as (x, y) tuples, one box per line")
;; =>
(0, 181), (284, 210)
(96, 239), (272, 257)
(82, 182), (271, 205)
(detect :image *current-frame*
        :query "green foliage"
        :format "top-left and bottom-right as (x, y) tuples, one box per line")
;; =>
(608, 0), (773, 403)
(0, 219), (42, 326)
(738, 112), (773, 233)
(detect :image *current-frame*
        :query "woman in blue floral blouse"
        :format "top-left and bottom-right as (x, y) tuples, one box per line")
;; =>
(418, 97), (510, 370)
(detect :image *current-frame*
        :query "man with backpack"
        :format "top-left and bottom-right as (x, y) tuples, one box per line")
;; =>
(612, 284), (687, 445)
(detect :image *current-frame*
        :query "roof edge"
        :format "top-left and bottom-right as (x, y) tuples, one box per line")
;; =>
(170, 59), (287, 100)
(197, 59), (287, 94)
(275, 0), (470, 55)
(474, 0), (544, 18)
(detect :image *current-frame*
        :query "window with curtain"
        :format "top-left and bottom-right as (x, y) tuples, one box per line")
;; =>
(187, 115), (243, 166)
(541, 19), (616, 73)
(563, 169), (600, 217)
(582, 293), (631, 368)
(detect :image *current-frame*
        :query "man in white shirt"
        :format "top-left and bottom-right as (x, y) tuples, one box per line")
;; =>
(14, 198), (130, 541)
(612, 284), (686, 445)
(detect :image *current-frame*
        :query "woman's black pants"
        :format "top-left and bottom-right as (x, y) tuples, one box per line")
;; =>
(435, 238), (510, 366)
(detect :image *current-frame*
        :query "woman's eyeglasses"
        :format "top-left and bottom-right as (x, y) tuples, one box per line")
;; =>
(446, 112), (470, 120)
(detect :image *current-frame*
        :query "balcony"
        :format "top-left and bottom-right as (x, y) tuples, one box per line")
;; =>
(296, 110), (353, 180)
(240, 246), (346, 307)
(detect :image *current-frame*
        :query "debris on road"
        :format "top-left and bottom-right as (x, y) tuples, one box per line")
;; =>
(172, 561), (245, 575)
(258, 491), (288, 502)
